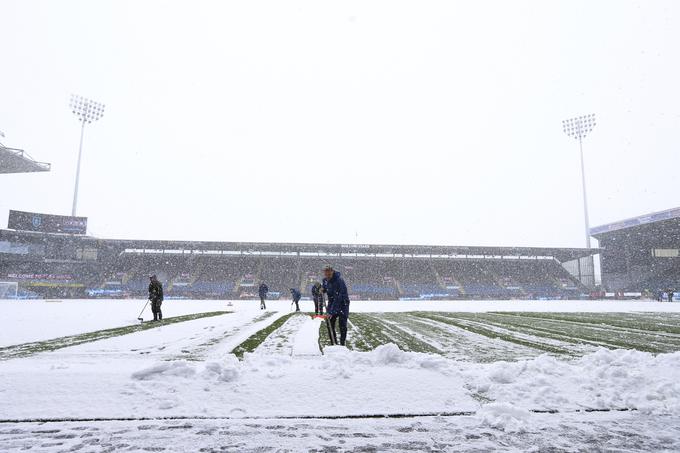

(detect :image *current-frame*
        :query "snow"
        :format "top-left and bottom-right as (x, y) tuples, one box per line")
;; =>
(4, 297), (678, 347)
(3, 338), (679, 420)
(475, 402), (531, 432)
(2, 412), (679, 452)
(347, 298), (680, 313)
(291, 317), (322, 356)
(469, 348), (680, 414)
(131, 361), (196, 380)
(0, 299), (235, 347)
(1, 298), (680, 450)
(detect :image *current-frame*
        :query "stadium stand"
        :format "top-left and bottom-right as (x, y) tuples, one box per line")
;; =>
(592, 207), (680, 294)
(0, 228), (594, 300)
(0, 144), (51, 174)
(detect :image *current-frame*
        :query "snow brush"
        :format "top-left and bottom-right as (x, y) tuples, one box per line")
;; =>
(137, 300), (150, 322)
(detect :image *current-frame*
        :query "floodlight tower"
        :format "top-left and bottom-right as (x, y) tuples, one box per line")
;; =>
(562, 113), (596, 249)
(69, 94), (105, 217)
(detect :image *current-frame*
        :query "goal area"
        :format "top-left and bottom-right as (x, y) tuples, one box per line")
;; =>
(0, 282), (19, 299)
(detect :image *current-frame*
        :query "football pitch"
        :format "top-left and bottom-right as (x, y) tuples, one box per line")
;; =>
(1, 299), (680, 452)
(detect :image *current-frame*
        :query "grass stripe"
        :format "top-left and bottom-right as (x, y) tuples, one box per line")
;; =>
(231, 313), (297, 359)
(0, 311), (231, 361)
(412, 312), (574, 355)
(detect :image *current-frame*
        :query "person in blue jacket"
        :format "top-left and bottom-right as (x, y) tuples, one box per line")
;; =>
(322, 265), (350, 346)
(290, 288), (302, 312)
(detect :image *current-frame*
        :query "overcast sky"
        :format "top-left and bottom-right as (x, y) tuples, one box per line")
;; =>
(1, 0), (679, 248)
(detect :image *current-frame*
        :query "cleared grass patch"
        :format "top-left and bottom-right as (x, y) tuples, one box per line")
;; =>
(0, 311), (231, 361)
(232, 313), (297, 359)
(319, 311), (680, 359)
(413, 312), (574, 356)
(459, 313), (680, 353)
(318, 313), (441, 354)
(176, 311), (278, 361)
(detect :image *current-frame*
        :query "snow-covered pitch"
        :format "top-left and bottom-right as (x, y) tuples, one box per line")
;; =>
(1, 299), (680, 452)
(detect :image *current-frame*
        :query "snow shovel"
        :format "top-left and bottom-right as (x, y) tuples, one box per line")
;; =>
(137, 300), (150, 322)
(325, 316), (336, 345)
(322, 295), (336, 345)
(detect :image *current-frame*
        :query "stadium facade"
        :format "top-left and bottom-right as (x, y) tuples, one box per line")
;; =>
(0, 227), (596, 300)
(592, 207), (680, 293)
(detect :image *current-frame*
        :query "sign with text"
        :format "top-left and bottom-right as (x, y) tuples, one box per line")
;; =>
(8, 210), (88, 235)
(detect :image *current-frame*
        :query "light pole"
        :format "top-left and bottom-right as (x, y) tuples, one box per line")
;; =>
(69, 95), (105, 217)
(562, 113), (596, 249)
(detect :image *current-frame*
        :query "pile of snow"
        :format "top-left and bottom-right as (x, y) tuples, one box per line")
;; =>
(470, 348), (680, 414)
(201, 356), (241, 382)
(128, 345), (680, 417)
(475, 403), (531, 432)
(326, 343), (449, 370)
(126, 342), (680, 420)
(132, 356), (241, 383)
(131, 361), (196, 380)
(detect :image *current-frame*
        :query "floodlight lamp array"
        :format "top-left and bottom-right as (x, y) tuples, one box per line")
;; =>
(562, 113), (596, 140)
(70, 94), (105, 124)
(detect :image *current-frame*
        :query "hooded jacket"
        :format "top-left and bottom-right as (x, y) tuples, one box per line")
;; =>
(148, 279), (164, 303)
(323, 271), (350, 317)
(311, 282), (323, 302)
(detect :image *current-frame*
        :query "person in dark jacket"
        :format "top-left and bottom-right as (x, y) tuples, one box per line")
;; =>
(290, 288), (302, 312)
(657, 289), (664, 302)
(148, 275), (164, 321)
(668, 289), (675, 302)
(258, 283), (269, 310)
(311, 282), (324, 315)
(322, 266), (350, 346)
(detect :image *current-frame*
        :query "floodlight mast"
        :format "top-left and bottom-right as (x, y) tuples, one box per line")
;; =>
(562, 114), (596, 249)
(69, 95), (105, 217)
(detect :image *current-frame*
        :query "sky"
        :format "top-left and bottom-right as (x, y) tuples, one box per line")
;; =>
(0, 0), (679, 248)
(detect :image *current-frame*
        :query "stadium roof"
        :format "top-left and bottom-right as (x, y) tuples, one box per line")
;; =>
(0, 229), (598, 262)
(0, 146), (51, 174)
(590, 207), (680, 238)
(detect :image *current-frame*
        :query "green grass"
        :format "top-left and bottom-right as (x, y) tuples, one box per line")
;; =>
(231, 313), (297, 359)
(318, 313), (442, 354)
(497, 312), (680, 335)
(318, 311), (680, 361)
(412, 312), (574, 355)
(351, 313), (441, 354)
(175, 311), (278, 361)
(452, 312), (680, 353)
(0, 311), (232, 361)
(10, 311), (680, 363)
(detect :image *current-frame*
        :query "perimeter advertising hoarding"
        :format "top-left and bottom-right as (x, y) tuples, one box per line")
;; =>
(7, 210), (87, 235)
